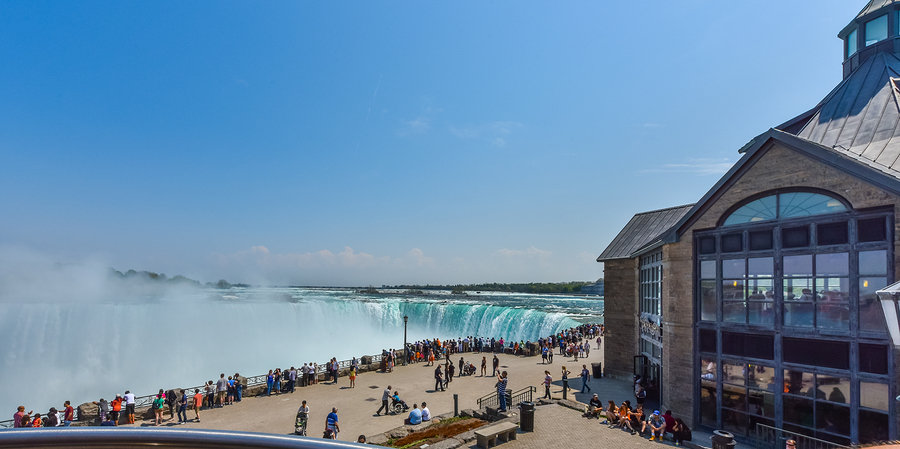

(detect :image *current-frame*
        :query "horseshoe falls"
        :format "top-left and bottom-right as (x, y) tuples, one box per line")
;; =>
(0, 287), (603, 418)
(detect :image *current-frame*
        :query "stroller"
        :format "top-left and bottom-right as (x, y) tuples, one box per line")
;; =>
(294, 411), (308, 436)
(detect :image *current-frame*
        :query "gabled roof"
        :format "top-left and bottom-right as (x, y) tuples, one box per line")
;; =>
(788, 52), (900, 177)
(597, 204), (694, 262)
(669, 128), (900, 239)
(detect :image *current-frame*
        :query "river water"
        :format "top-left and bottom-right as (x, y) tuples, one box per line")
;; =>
(0, 287), (603, 419)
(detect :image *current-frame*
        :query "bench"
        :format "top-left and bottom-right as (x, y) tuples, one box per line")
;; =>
(475, 422), (518, 449)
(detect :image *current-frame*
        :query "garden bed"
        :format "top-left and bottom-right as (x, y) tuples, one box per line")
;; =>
(386, 417), (487, 449)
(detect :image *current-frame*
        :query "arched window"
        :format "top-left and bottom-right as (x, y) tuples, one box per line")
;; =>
(723, 191), (848, 227)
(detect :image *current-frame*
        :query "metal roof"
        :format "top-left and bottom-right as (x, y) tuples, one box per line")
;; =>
(596, 204), (694, 261)
(786, 52), (900, 179)
(839, 0), (899, 38)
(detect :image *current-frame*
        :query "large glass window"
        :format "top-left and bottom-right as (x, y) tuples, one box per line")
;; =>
(640, 251), (662, 317)
(865, 14), (888, 46)
(723, 192), (847, 227)
(695, 194), (893, 443)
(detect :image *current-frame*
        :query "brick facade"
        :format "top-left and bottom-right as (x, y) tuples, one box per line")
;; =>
(661, 141), (900, 428)
(602, 258), (639, 380)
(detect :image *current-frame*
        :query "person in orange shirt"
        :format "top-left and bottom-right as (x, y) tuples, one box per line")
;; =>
(192, 389), (203, 422)
(31, 413), (42, 428)
(110, 395), (123, 424)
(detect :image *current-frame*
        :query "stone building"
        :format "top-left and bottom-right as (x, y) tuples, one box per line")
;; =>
(597, 1), (899, 444)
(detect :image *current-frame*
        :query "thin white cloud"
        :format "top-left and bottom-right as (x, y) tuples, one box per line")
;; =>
(450, 120), (523, 147)
(398, 105), (442, 136)
(495, 246), (551, 258)
(640, 158), (735, 176)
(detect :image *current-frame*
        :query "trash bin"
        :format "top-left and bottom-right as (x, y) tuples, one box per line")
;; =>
(591, 362), (602, 379)
(711, 430), (735, 449)
(519, 401), (535, 432)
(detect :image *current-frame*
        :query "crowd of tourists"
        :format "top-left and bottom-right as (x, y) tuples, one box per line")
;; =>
(9, 323), (606, 434)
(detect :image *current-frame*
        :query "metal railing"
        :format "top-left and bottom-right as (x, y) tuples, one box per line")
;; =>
(476, 386), (536, 410)
(0, 354), (387, 430)
(0, 428), (366, 448)
(753, 423), (850, 449)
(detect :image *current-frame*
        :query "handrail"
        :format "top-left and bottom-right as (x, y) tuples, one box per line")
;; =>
(0, 428), (366, 448)
(753, 423), (851, 449)
(476, 386), (535, 410)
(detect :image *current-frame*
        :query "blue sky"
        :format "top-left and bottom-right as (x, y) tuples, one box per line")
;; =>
(0, 1), (864, 286)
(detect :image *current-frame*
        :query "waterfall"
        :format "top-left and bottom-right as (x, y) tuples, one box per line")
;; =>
(0, 287), (601, 418)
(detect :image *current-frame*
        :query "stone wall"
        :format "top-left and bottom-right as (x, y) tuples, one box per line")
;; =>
(602, 258), (639, 379)
(662, 141), (900, 426)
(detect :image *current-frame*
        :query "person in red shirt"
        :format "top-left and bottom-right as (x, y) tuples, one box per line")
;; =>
(31, 413), (43, 427)
(63, 401), (74, 426)
(192, 389), (203, 422)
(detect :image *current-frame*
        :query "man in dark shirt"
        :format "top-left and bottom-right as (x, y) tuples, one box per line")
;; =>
(434, 366), (445, 391)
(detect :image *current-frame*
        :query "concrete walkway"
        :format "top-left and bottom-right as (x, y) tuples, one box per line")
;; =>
(123, 345), (609, 442)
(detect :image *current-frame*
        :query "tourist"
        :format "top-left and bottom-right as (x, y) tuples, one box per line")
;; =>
(357, 435), (367, 443)
(604, 401), (618, 425)
(481, 356), (487, 376)
(492, 355), (499, 376)
(671, 418), (692, 446)
(93, 397), (109, 423)
(786, 440), (797, 449)
(542, 370), (552, 399)
(204, 381), (215, 409)
(100, 415), (117, 426)
(584, 342), (590, 358)
(580, 364), (591, 393)
(46, 407), (60, 427)
(407, 403), (422, 425)
(561, 366), (571, 393)
(635, 385), (646, 407)
(586, 394), (603, 418)
(349, 365), (357, 388)
(623, 404), (644, 435)
(216, 373), (228, 406)
(421, 402), (431, 421)
(274, 369), (282, 394)
(166, 389), (177, 419)
(227, 376), (235, 404)
(325, 407), (339, 438)
(63, 400), (74, 427)
(434, 365), (445, 391)
(31, 413), (42, 428)
(496, 371), (508, 412)
(662, 410), (675, 436)
(13, 406), (31, 428)
(645, 410), (666, 441)
(124, 390), (136, 424)
(392, 391), (409, 412)
(616, 402), (631, 430)
(300, 364), (309, 387)
(177, 389), (188, 423)
(110, 394), (123, 424)
(312, 363), (319, 384)
(376, 385), (392, 415)
(289, 366), (297, 393)
(192, 389), (203, 422)
(19, 414), (31, 428)
(297, 400), (310, 436)
(153, 394), (165, 426)
(448, 361), (455, 383)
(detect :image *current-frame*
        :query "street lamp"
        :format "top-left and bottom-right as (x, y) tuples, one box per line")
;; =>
(403, 315), (409, 366)
(875, 281), (900, 348)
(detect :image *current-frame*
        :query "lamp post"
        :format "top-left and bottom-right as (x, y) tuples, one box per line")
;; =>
(403, 315), (409, 366)
(875, 281), (900, 348)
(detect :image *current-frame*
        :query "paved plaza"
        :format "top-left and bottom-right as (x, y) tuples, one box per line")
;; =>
(118, 340), (738, 449)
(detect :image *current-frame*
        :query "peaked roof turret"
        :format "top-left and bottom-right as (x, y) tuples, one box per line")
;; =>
(840, 0), (900, 38)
